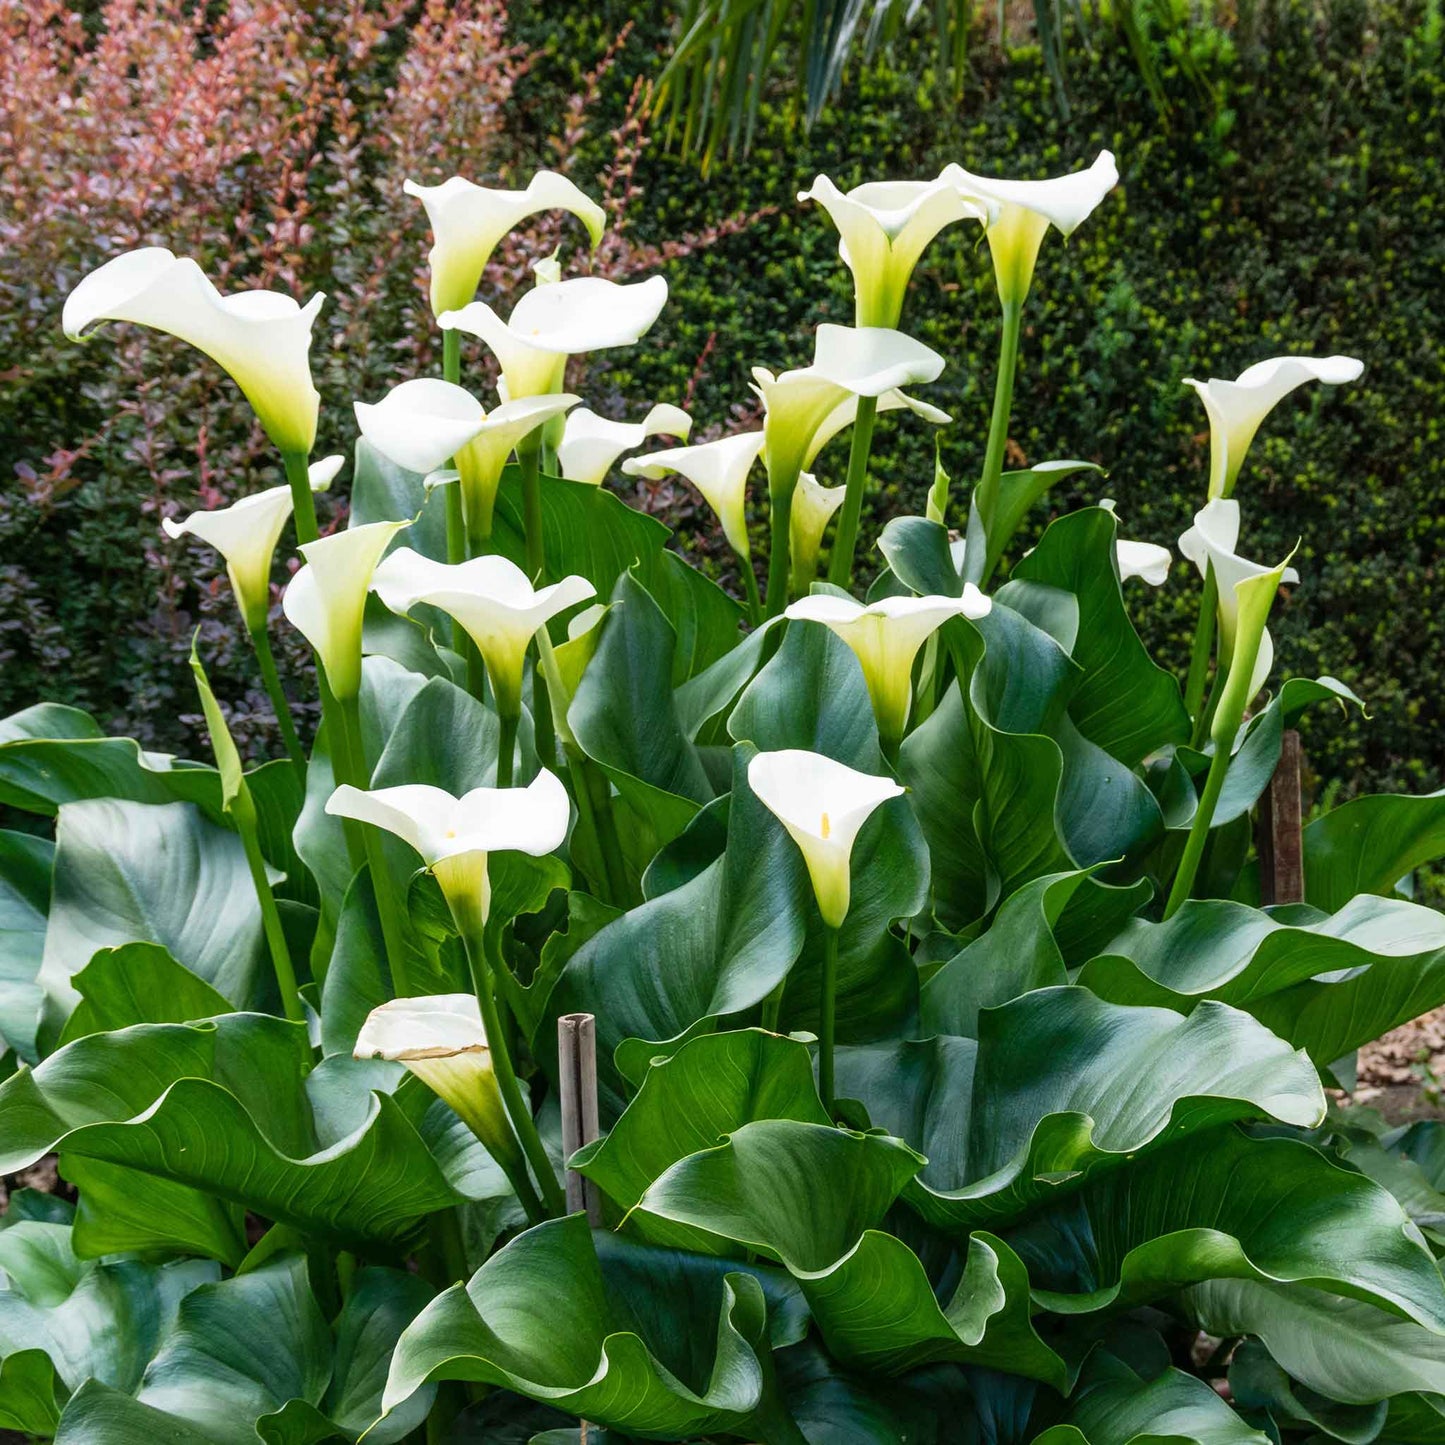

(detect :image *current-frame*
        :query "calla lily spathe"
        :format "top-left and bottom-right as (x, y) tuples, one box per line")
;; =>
(440, 274), (669, 402)
(806, 390), (952, 468)
(623, 430), (766, 559)
(797, 174), (988, 326)
(371, 549), (595, 718)
(790, 472), (847, 590)
(355, 993), (523, 1176)
(1180, 498), (1299, 701)
(557, 404), (692, 487)
(1185, 355), (1364, 499)
(162, 456), (342, 630)
(747, 750), (904, 928)
(943, 151), (1118, 306)
(1097, 500), (1172, 586)
(63, 247), (324, 456)
(405, 172), (606, 318)
(282, 520), (409, 700)
(785, 590), (991, 746)
(327, 769), (569, 933)
(754, 325), (946, 492)
(354, 378), (579, 541)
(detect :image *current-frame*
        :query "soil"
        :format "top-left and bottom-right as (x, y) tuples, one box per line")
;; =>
(1350, 1005), (1445, 1125)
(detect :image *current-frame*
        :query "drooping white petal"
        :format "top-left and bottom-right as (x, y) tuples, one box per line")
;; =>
(557, 404), (692, 487)
(404, 171), (606, 317)
(63, 247), (323, 455)
(943, 152), (1118, 305)
(747, 749), (904, 927)
(623, 430), (765, 558)
(441, 275), (668, 401)
(326, 782), (464, 864)
(354, 378), (487, 475)
(1116, 539), (1172, 586)
(308, 455), (346, 489)
(282, 520), (409, 700)
(798, 174), (987, 326)
(805, 389), (952, 468)
(163, 461), (335, 629)
(1184, 355), (1364, 499)
(785, 589), (990, 745)
(372, 549), (595, 716)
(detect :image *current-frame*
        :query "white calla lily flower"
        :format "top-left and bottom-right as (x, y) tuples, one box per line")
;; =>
(354, 379), (579, 542)
(747, 750), (905, 928)
(404, 172), (606, 318)
(1180, 499), (1299, 700)
(162, 456), (341, 630)
(797, 174), (988, 325)
(327, 769), (569, 932)
(355, 993), (524, 1174)
(281, 520), (409, 700)
(440, 274), (669, 402)
(790, 472), (847, 590)
(785, 589), (991, 746)
(371, 549), (595, 718)
(1185, 355), (1364, 499)
(1115, 539), (1173, 587)
(805, 389), (952, 468)
(557, 404), (692, 487)
(62, 247), (324, 456)
(623, 430), (766, 559)
(943, 151), (1118, 306)
(755, 325), (946, 492)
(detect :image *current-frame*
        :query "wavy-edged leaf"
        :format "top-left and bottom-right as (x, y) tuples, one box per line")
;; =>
(877, 517), (961, 599)
(1228, 1340), (1387, 1443)
(0, 828), (51, 1060)
(1304, 789), (1445, 912)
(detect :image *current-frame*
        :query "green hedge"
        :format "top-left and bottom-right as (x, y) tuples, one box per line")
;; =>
(3, 0), (1442, 801)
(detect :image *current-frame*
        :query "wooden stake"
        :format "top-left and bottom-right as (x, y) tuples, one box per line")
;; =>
(558, 1012), (601, 1224)
(1257, 728), (1304, 906)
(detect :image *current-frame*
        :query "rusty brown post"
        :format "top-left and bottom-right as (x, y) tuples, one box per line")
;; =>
(558, 1012), (602, 1224)
(1257, 728), (1304, 906)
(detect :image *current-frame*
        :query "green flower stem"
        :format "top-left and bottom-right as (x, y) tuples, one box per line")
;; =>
(531, 652), (556, 777)
(564, 746), (612, 906)
(282, 449), (319, 546)
(248, 625), (306, 774)
(496, 710), (519, 789)
(760, 978), (785, 1034)
(518, 444), (545, 582)
(236, 802), (303, 1025)
(973, 299), (1022, 588)
(741, 555), (763, 629)
(466, 646), (487, 704)
(583, 755), (633, 908)
(764, 479), (797, 619)
(1184, 567), (1220, 741)
(316, 667), (365, 876)
(335, 691), (414, 998)
(819, 924), (840, 1111)
(460, 924), (566, 1217)
(826, 394), (880, 589)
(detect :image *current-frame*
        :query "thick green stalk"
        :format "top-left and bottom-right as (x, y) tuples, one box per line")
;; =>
(518, 445), (545, 581)
(764, 479), (797, 619)
(818, 925), (840, 1111)
(741, 556), (763, 629)
(282, 450), (319, 546)
(760, 978), (785, 1034)
(826, 394), (879, 589)
(336, 692), (413, 997)
(249, 625), (306, 774)
(463, 927), (566, 1216)
(1163, 740), (1231, 920)
(973, 299), (1023, 588)
(496, 710), (519, 789)
(316, 667), (365, 876)
(238, 808), (303, 1024)
(583, 756), (632, 908)
(531, 651), (556, 777)
(1184, 567), (1220, 739)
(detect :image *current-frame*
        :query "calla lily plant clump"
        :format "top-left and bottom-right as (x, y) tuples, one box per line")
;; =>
(5, 147), (1445, 1445)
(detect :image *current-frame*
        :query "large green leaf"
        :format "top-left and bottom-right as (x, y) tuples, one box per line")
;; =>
(0, 1014), (472, 1246)
(58, 942), (233, 1044)
(876, 516), (961, 599)
(382, 1215), (807, 1443)
(0, 828), (51, 1060)
(38, 799), (270, 1044)
(1303, 789), (1445, 912)
(1229, 1341), (1387, 1443)
(1011, 507), (1190, 768)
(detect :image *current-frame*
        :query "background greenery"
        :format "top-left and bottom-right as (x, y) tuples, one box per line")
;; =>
(2, 0), (1441, 803)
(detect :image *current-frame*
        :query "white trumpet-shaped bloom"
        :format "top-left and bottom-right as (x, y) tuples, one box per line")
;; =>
(790, 472), (847, 589)
(282, 520), (409, 700)
(405, 172), (606, 318)
(805, 390), (952, 468)
(797, 174), (988, 326)
(943, 152), (1118, 306)
(1115, 539), (1173, 587)
(328, 769), (569, 933)
(440, 274), (669, 402)
(354, 379), (578, 539)
(1185, 355), (1364, 499)
(755, 325), (945, 491)
(1180, 498), (1299, 701)
(63, 248), (324, 455)
(162, 456), (341, 629)
(557, 404), (692, 487)
(354, 993), (522, 1171)
(748, 750), (905, 928)
(786, 589), (991, 745)
(623, 430), (766, 559)
(371, 549), (595, 718)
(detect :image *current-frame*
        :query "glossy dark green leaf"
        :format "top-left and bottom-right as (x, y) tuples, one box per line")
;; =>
(0, 1347), (63, 1435)
(59, 942), (232, 1044)
(0, 828), (51, 1060)
(1303, 788), (1445, 912)
(876, 516), (961, 598)
(1229, 1340), (1387, 1443)
(967, 460), (1105, 587)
